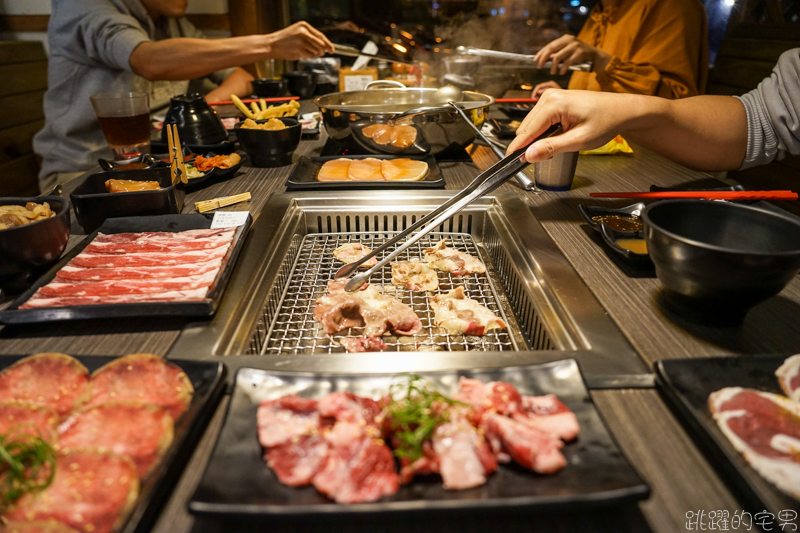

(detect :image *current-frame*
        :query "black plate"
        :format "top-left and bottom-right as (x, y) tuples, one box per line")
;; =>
(598, 226), (652, 266)
(490, 118), (522, 139)
(0, 354), (228, 533)
(286, 154), (445, 191)
(498, 103), (534, 118)
(578, 203), (645, 233)
(185, 151), (247, 191)
(0, 213), (252, 324)
(655, 356), (800, 515)
(189, 359), (649, 520)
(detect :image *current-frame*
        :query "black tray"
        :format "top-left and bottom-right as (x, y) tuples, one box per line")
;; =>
(185, 151), (248, 191)
(490, 118), (522, 139)
(655, 355), (800, 516)
(189, 359), (649, 520)
(498, 103), (534, 118)
(0, 354), (228, 533)
(285, 154), (445, 191)
(0, 213), (252, 324)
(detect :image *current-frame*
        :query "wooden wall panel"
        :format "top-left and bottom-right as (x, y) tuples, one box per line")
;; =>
(0, 119), (44, 165)
(0, 90), (46, 130)
(0, 41), (46, 64)
(0, 61), (48, 98)
(0, 154), (40, 197)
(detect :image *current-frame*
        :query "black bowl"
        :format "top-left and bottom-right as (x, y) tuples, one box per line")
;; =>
(234, 117), (301, 167)
(70, 167), (185, 233)
(251, 78), (287, 98)
(579, 202), (645, 233)
(162, 93), (227, 146)
(282, 71), (317, 99)
(643, 200), (800, 326)
(0, 196), (70, 292)
(313, 81), (337, 96)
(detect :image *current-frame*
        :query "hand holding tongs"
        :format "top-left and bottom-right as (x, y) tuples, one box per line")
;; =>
(455, 46), (592, 72)
(334, 123), (563, 291)
(166, 124), (187, 186)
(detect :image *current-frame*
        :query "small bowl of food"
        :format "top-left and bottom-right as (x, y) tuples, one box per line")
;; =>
(599, 225), (652, 266)
(251, 78), (287, 98)
(579, 202), (645, 233)
(0, 196), (70, 292)
(70, 167), (184, 233)
(184, 151), (246, 189)
(643, 200), (800, 325)
(234, 117), (301, 167)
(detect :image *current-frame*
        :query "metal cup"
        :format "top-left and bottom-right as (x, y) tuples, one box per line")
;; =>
(534, 151), (578, 191)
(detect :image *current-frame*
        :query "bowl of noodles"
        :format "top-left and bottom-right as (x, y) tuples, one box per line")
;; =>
(0, 195), (70, 292)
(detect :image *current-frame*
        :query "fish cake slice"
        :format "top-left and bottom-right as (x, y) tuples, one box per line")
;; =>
(87, 354), (193, 421)
(318, 158), (352, 182)
(6, 449), (139, 533)
(58, 401), (174, 479)
(0, 353), (90, 416)
(381, 158), (429, 181)
(348, 158), (384, 181)
(0, 400), (59, 443)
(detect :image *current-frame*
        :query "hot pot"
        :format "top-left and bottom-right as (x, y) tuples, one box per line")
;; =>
(313, 82), (495, 156)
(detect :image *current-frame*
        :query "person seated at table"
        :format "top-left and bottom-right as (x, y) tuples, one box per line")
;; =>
(530, 0), (708, 100)
(33, 0), (334, 193)
(508, 49), (800, 175)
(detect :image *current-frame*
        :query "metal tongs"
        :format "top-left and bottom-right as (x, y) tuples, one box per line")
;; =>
(335, 123), (562, 292)
(455, 46), (592, 72)
(332, 43), (417, 67)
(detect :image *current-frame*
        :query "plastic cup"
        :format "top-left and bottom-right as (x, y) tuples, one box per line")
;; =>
(90, 92), (151, 160)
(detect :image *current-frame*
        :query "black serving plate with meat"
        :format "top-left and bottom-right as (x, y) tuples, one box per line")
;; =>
(0, 354), (228, 533)
(189, 359), (648, 520)
(490, 118), (522, 139)
(185, 151), (247, 192)
(285, 154), (444, 191)
(655, 356), (800, 516)
(0, 213), (252, 324)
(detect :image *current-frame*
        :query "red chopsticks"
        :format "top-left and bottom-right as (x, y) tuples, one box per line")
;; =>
(590, 190), (799, 200)
(207, 96), (299, 106)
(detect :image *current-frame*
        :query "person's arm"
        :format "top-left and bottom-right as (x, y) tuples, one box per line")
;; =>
(205, 67), (254, 102)
(507, 89), (747, 172)
(129, 21), (333, 81)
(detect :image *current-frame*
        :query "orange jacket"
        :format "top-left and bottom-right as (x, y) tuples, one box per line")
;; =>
(568, 0), (709, 98)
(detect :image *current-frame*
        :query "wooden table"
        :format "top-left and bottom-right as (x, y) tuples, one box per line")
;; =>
(2, 103), (799, 532)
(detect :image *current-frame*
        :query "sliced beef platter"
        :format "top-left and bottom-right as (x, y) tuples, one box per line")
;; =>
(0, 353), (194, 533)
(256, 377), (581, 504)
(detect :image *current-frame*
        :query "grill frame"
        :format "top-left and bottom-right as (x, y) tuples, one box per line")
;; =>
(168, 191), (650, 388)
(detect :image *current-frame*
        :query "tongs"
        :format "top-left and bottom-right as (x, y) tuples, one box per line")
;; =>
(335, 123), (562, 291)
(455, 46), (592, 72)
(332, 43), (417, 67)
(166, 124), (187, 186)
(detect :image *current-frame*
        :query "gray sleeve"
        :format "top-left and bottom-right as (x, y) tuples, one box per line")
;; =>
(73, 0), (151, 72)
(734, 49), (800, 169)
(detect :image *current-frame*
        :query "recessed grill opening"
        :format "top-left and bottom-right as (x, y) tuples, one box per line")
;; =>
(246, 213), (558, 355)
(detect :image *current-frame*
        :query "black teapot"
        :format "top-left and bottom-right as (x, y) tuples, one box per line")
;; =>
(161, 93), (227, 145)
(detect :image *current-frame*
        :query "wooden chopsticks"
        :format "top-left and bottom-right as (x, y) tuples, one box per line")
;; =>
(166, 124), (187, 186)
(195, 192), (252, 213)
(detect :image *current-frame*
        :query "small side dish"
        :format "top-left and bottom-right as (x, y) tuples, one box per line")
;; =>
(0, 203), (55, 230)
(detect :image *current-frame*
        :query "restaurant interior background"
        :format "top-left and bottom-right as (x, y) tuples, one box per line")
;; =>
(0, 0), (797, 198)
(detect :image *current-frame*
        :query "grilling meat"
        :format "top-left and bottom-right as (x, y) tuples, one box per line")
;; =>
(431, 287), (506, 335)
(776, 353), (800, 402)
(6, 449), (139, 533)
(314, 280), (422, 337)
(0, 353), (90, 416)
(332, 243), (378, 268)
(391, 260), (438, 291)
(709, 387), (800, 499)
(423, 239), (486, 276)
(87, 354), (194, 421)
(338, 336), (388, 353)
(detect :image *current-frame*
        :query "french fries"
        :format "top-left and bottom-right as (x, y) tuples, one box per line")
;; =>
(231, 94), (299, 121)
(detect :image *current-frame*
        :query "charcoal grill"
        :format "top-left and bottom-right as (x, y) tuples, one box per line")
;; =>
(168, 191), (650, 387)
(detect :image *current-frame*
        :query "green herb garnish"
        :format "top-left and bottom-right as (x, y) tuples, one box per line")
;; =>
(386, 375), (465, 462)
(0, 427), (56, 510)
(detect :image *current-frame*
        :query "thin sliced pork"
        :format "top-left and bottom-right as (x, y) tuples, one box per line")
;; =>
(19, 288), (209, 309)
(423, 239), (486, 276)
(776, 354), (800, 402)
(432, 418), (498, 490)
(483, 412), (567, 474)
(56, 259), (222, 281)
(431, 287), (506, 335)
(266, 433), (329, 486)
(338, 336), (387, 353)
(93, 229), (231, 243)
(257, 395), (321, 448)
(391, 260), (438, 291)
(38, 270), (217, 298)
(71, 247), (229, 268)
(333, 243), (378, 268)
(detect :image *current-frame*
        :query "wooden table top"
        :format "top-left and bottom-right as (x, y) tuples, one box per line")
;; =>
(2, 101), (798, 532)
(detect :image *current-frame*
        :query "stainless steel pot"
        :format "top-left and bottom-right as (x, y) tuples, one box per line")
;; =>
(313, 82), (495, 155)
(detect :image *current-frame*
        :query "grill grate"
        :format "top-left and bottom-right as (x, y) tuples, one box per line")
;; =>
(255, 232), (517, 355)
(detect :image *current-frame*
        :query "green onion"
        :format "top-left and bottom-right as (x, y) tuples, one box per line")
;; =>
(386, 375), (465, 462)
(0, 426), (56, 511)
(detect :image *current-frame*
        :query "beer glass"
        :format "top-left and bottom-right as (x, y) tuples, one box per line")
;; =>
(90, 92), (151, 160)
